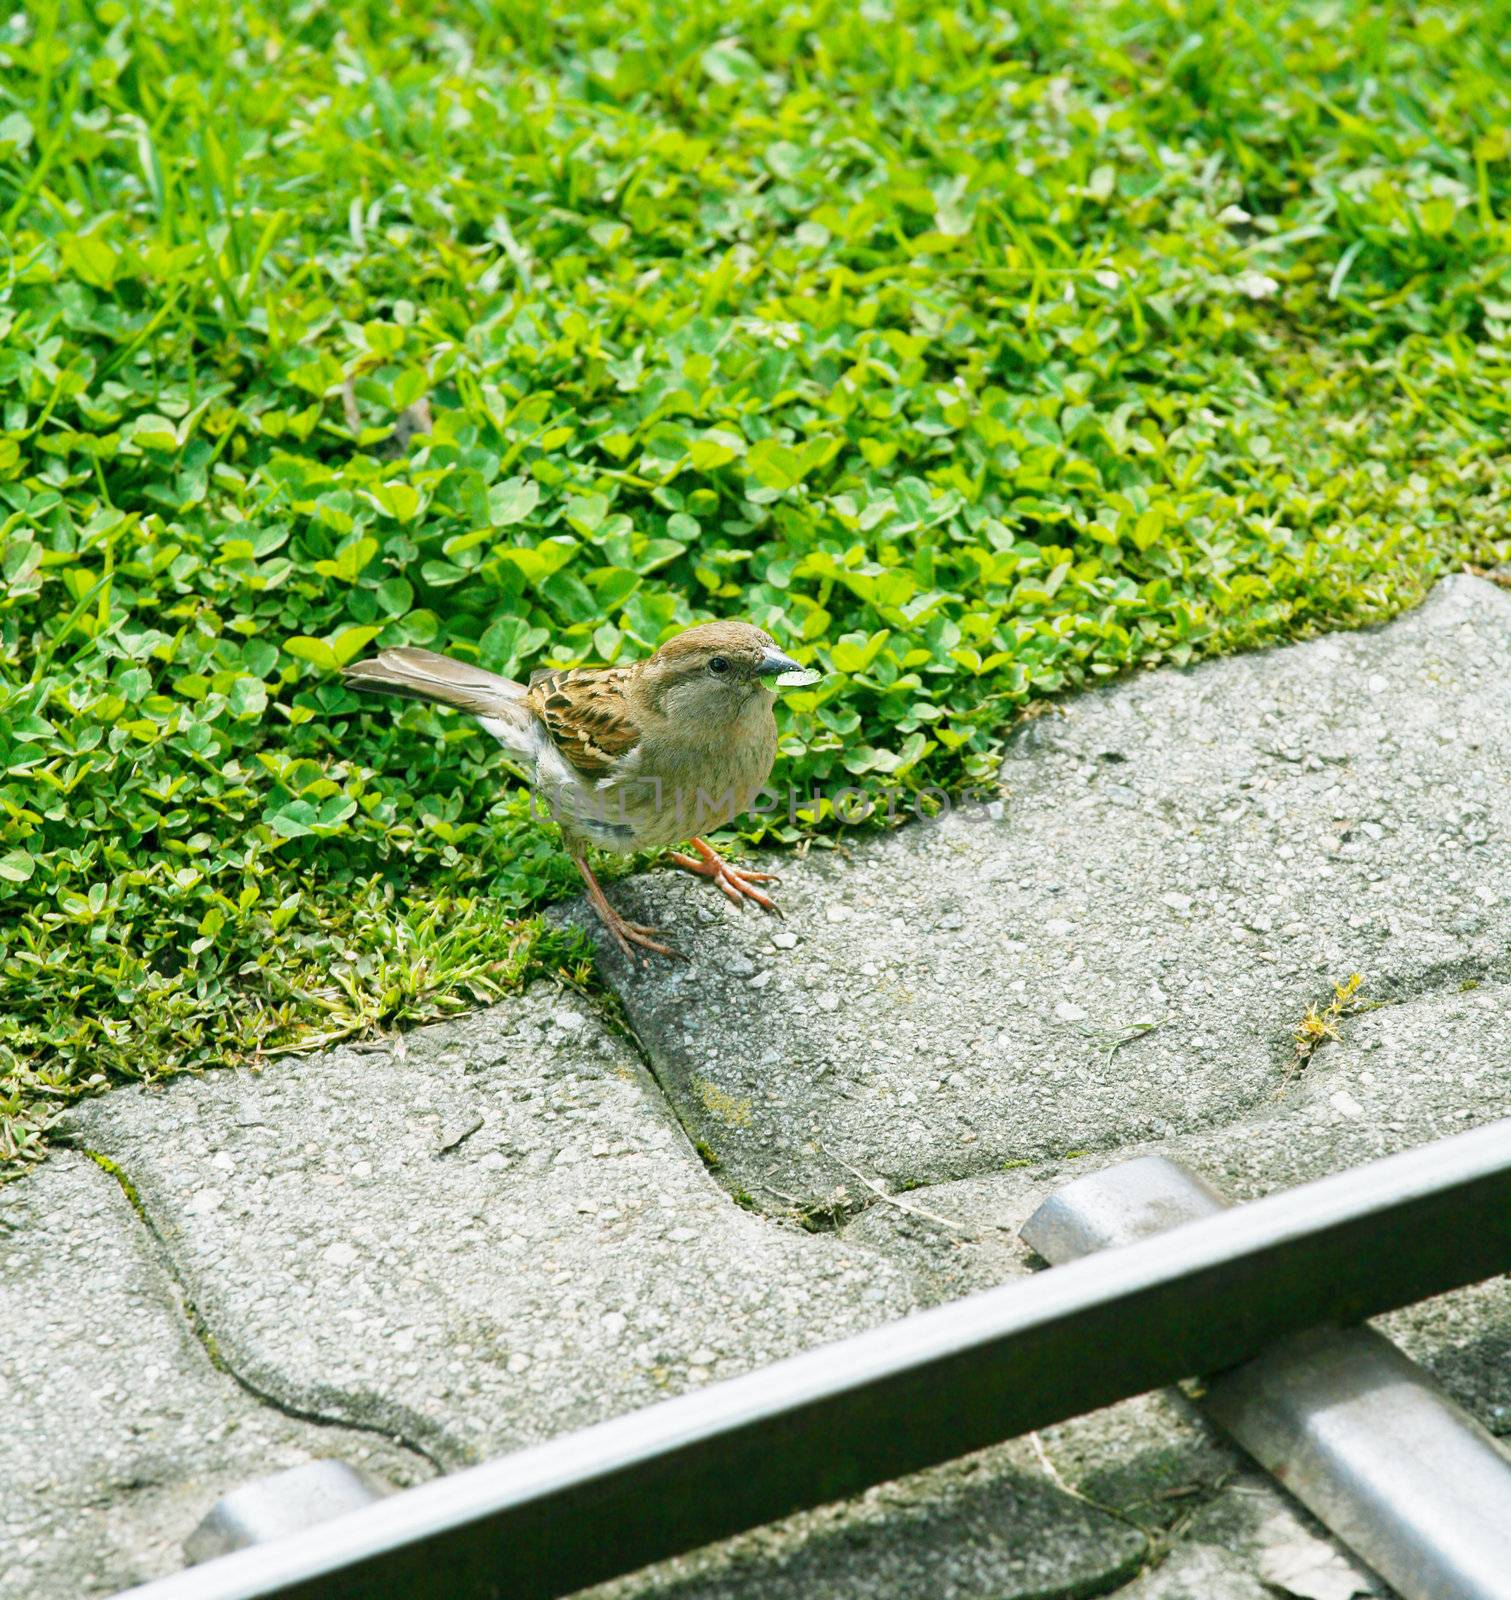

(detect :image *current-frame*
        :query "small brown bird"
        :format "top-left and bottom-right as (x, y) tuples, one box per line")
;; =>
(342, 621), (807, 962)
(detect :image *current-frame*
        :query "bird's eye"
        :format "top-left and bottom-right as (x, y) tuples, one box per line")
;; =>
(709, 656), (730, 675)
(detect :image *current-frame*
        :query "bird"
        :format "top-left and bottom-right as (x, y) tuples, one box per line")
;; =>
(341, 621), (807, 963)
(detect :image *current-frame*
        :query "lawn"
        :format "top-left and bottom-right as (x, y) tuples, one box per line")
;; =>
(2, 0), (1507, 1173)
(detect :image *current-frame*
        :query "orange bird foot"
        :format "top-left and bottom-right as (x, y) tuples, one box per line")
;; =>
(573, 853), (682, 966)
(669, 837), (782, 915)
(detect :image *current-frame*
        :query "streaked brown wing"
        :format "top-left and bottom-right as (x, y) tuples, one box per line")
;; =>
(525, 666), (640, 777)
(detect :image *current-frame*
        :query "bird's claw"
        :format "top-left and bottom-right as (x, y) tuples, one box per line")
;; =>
(669, 841), (783, 916)
(574, 851), (684, 967)
(607, 916), (683, 967)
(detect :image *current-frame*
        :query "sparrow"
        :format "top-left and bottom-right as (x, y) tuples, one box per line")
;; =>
(342, 621), (807, 963)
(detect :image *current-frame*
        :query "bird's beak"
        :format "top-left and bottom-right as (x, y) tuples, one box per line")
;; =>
(752, 646), (813, 691)
(756, 646), (810, 682)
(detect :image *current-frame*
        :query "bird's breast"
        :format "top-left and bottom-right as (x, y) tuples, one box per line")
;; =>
(604, 699), (778, 849)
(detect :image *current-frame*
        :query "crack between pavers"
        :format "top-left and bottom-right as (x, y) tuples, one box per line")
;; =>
(825, 951), (1511, 1219)
(826, 963), (1511, 1259)
(81, 1148), (445, 1477)
(560, 953), (792, 1205)
(557, 952), (888, 1236)
(1017, 1544), (1150, 1600)
(1349, 952), (1505, 1011)
(649, 1065), (1299, 1235)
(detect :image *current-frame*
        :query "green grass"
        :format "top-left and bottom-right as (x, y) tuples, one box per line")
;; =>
(3, 0), (1508, 1173)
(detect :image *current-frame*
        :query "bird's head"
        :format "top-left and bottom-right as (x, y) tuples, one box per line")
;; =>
(639, 621), (805, 725)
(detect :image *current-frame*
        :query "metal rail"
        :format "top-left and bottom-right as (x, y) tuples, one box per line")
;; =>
(117, 1118), (1511, 1600)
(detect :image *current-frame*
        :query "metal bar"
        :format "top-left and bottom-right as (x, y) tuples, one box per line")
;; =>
(1022, 1153), (1511, 1600)
(115, 1118), (1511, 1600)
(1207, 1330), (1511, 1600)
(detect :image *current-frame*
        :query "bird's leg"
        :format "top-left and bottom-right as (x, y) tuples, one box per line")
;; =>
(667, 836), (782, 915)
(572, 854), (679, 964)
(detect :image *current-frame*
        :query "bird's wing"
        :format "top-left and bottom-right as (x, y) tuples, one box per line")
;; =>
(525, 666), (641, 778)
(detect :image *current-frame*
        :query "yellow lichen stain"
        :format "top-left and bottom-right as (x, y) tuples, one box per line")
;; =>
(696, 1079), (752, 1128)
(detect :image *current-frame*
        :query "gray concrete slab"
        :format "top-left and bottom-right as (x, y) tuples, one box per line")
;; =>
(73, 990), (923, 1470)
(0, 1153), (426, 1600)
(839, 978), (1511, 1429)
(826, 978), (1511, 1599)
(589, 576), (1511, 1209)
(62, 989), (1151, 1599)
(577, 977), (1511, 1600)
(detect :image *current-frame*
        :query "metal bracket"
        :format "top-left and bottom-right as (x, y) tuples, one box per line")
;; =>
(185, 1463), (390, 1566)
(1021, 1153), (1511, 1600)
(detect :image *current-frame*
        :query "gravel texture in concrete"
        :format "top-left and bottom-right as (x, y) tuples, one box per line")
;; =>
(0, 1154), (426, 1600)
(74, 991), (919, 1468)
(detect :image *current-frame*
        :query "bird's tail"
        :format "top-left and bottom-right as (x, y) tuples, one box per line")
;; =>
(341, 647), (527, 719)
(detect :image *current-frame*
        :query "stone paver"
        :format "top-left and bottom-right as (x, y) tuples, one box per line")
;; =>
(590, 576), (1511, 1208)
(835, 979), (1511, 1600)
(74, 992), (917, 1468)
(615, 969), (1509, 1600)
(0, 1154), (427, 1600)
(59, 989), (1145, 1599)
(839, 978), (1511, 1428)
